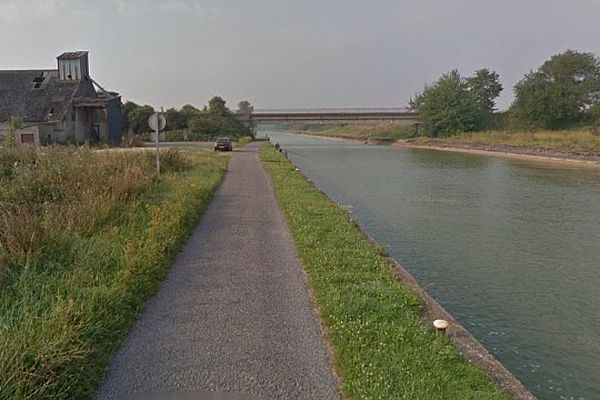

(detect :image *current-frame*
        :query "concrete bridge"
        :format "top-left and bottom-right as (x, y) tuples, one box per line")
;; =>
(236, 108), (419, 126)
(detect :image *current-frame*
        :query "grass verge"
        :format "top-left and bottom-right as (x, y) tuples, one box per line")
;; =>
(295, 123), (419, 141)
(0, 147), (228, 399)
(259, 143), (508, 400)
(410, 129), (600, 153)
(235, 135), (254, 147)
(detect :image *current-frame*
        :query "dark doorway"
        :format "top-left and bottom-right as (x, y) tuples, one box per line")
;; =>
(91, 124), (100, 145)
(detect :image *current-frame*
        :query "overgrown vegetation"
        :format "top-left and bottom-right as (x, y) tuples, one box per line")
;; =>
(122, 97), (253, 144)
(259, 144), (508, 400)
(0, 146), (227, 399)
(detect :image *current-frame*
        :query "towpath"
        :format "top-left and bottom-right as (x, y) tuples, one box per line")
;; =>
(97, 142), (339, 400)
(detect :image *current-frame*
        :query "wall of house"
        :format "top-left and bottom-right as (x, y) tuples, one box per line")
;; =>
(0, 122), (7, 138)
(27, 106), (99, 146)
(74, 107), (92, 144)
(106, 98), (123, 145)
(96, 109), (109, 144)
(38, 122), (67, 144)
(1, 105), (118, 148)
(58, 55), (89, 81)
(63, 107), (76, 143)
(16, 126), (40, 147)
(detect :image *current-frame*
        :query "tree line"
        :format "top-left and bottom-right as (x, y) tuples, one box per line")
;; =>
(410, 49), (600, 136)
(122, 96), (253, 141)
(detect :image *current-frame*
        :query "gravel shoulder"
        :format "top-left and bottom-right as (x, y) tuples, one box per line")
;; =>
(97, 142), (339, 400)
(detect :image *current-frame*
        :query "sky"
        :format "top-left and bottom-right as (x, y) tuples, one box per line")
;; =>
(1, 0), (599, 111)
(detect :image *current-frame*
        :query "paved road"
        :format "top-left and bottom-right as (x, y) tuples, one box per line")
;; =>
(97, 143), (339, 400)
(143, 141), (215, 149)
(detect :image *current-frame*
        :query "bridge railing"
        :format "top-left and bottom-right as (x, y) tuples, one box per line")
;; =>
(235, 108), (419, 124)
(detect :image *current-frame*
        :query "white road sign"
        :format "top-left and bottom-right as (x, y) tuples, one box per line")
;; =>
(148, 112), (166, 132)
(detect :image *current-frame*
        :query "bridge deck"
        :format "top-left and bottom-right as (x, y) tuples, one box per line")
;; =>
(237, 108), (419, 123)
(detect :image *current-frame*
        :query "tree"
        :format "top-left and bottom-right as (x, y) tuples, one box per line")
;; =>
(237, 100), (254, 115)
(410, 69), (502, 135)
(188, 114), (220, 138)
(127, 105), (155, 134)
(208, 96), (229, 116)
(510, 49), (600, 129)
(587, 102), (600, 129)
(121, 101), (140, 132)
(188, 97), (251, 140)
(164, 108), (187, 131)
(467, 69), (503, 124)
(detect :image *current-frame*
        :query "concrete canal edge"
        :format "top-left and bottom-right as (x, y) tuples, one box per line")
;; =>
(349, 226), (535, 400)
(387, 256), (536, 400)
(271, 148), (536, 400)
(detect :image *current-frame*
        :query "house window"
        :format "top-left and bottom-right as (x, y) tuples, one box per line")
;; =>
(32, 75), (45, 89)
(20, 133), (34, 143)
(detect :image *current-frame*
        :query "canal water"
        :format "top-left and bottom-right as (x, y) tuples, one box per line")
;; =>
(265, 131), (600, 400)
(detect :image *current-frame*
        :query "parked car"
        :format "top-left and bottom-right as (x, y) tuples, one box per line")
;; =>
(214, 137), (233, 151)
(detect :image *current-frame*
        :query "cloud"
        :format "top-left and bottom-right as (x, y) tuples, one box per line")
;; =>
(0, 0), (95, 24)
(113, 0), (216, 17)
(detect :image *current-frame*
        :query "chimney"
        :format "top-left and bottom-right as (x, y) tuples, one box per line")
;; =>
(57, 51), (89, 81)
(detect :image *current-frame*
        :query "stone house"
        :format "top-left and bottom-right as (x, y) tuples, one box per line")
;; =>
(0, 51), (122, 146)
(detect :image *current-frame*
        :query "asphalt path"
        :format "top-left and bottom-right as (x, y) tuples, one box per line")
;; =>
(143, 141), (215, 149)
(97, 143), (339, 400)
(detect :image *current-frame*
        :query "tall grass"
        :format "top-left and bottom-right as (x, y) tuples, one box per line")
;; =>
(0, 146), (227, 399)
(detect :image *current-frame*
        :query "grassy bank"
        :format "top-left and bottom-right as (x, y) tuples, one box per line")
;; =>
(235, 135), (254, 147)
(408, 129), (600, 153)
(259, 144), (508, 400)
(298, 123), (600, 155)
(295, 123), (418, 141)
(0, 146), (227, 399)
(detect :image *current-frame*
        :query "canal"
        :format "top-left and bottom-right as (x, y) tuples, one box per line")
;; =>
(265, 131), (600, 400)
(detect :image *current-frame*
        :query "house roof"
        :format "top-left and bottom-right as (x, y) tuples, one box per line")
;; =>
(57, 51), (89, 60)
(0, 69), (82, 123)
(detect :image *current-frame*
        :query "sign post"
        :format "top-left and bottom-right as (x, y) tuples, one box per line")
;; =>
(148, 111), (167, 176)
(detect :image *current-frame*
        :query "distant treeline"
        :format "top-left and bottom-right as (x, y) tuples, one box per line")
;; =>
(122, 97), (253, 142)
(410, 49), (600, 136)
